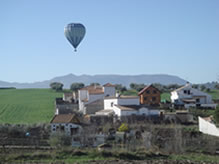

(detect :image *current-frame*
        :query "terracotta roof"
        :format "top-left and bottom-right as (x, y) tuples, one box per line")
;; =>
(105, 96), (139, 99)
(50, 114), (80, 124)
(79, 85), (104, 94)
(103, 83), (116, 87)
(89, 88), (104, 94)
(138, 85), (161, 95)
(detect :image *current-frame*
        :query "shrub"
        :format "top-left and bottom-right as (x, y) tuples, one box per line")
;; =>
(118, 123), (129, 132)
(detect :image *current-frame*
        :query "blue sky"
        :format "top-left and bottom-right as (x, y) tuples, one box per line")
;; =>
(1, 0), (219, 83)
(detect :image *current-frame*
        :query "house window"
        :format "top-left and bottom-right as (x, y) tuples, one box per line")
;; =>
(144, 97), (147, 101)
(184, 90), (187, 94)
(60, 126), (65, 131)
(53, 125), (56, 127)
(153, 90), (157, 94)
(152, 97), (156, 101)
(196, 98), (200, 103)
(188, 90), (190, 95)
(53, 128), (56, 131)
(111, 102), (114, 107)
(146, 90), (150, 94)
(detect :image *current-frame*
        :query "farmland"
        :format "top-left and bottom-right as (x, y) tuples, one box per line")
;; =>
(0, 89), (62, 124)
(0, 88), (218, 124)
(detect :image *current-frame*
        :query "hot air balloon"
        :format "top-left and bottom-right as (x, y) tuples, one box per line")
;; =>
(64, 23), (86, 52)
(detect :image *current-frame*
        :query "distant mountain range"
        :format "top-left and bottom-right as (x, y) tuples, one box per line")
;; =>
(0, 74), (187, 89)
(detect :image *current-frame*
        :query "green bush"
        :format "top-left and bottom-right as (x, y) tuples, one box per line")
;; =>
(118, 123), (129, 132)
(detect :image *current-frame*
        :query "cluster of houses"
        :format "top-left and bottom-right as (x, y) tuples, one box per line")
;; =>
(50, 82), (218, 146)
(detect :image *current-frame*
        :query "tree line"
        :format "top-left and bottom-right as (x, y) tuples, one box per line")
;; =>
(50, 82), (219, 92)
(49, 82), (207, 93)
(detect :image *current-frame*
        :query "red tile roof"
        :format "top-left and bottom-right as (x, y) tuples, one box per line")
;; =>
(103, 83), (116, 87)
(50, 114), (80, 124)
(80, 85), (104, 94)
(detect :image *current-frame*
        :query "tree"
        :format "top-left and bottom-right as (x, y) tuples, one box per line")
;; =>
(215, 84), (219, 90)
(166, 84), (181, 91)
(200, 85), (206, 91)
(115, 84), (123, 91)
(192, 84), (199, 89)
(152, 83), (164, 92)
(206, 88), (211, 92)
(50, 82), (63, 91)
(70, 83), (85, 92)
(90, 82), (100, 86)
(130, 83), (137, 90)
(130, 83), (145, 92)
(121, 86), (127, 92)
(115, 84), (127, 93)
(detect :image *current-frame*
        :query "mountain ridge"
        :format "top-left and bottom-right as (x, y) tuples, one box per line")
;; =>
(0, 74), (187, 89)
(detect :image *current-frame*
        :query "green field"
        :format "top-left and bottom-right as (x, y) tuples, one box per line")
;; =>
(207, 89), (219, 100)
(0, 89), (63, 124)
(0, 88), (218, 124)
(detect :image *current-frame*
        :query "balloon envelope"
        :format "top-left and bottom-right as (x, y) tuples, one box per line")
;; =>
(64, 23), (86, 51)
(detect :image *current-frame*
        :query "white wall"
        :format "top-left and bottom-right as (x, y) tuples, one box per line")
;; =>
(78, 90), (88, 101)
(104, 87), (115, 97)
(139, 107), (149, 115)
(113, 105), (121, 117)
(148, 109), (160, 116)
(121, 110), (137, 116)
(51, 123), (81, 135)
(104, 99), (118, 110)
(78, 90), (88, 112)
(199, 117), (219, 137)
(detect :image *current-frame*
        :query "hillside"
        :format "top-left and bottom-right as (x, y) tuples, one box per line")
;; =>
(0, 74), (187, 88)
(0, 89), (62, 124)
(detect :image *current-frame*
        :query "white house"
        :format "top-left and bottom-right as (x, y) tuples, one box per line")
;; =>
(78, 83), (116, 114)
(171, 83), (216, 109)
(101, 96), (160, 117)
(199, 116), (219, 137)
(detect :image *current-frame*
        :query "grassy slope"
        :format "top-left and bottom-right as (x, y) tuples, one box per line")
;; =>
(207, 89), (219, 100)
(0, 89), (62, 124)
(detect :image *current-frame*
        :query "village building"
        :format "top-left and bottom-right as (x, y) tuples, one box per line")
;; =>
(50, 114), (82, 136)
(55, 98), (78, 115)
(78, 83), (116, 114)
(98, 95), (160, 118)
(138, 85), (161, 106)
(171, 83), (217, 109)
